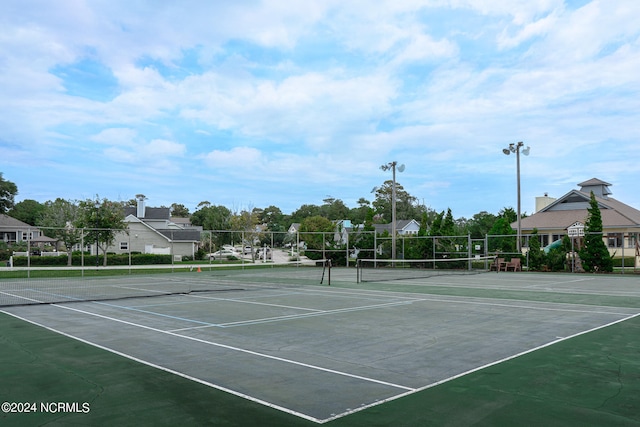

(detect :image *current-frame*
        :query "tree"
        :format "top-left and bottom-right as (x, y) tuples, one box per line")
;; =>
(190, 205), (231, 231)
(259, 205), (288, 246)
(429, 208), (465, 258)
(260, 205), (286, 231)
(349, 197), (372, 225)
(0, 173), (18, 214)
(350, 206), (376, 260)
(527, 228), (544, 271)
(39, 198), (82, 266)
(488, 208), (517, 253)
(429, 211), (444, 236)
(579, 192), (613, 272)
(546, 236), (571, 272)
(290, 204), (322, 224)
(299, 215), (335, 260)
(8, 199), (45, 225)
(191, 204), (233, 251)
(230, 208), (262, 260)
(440, 208), (456, 236)
(76, 197), (126, 266)
(321, 197), (349, 220)
(466, 211), (498, 239)
(170, 203), (189, 217)
(372, 180), (420, 221)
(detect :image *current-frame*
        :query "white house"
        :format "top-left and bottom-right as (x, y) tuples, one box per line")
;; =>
(288, 223), (301, 234)
(373, 219), (421, 236)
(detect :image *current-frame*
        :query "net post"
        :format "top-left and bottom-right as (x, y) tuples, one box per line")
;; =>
(320, 258), (332, 285)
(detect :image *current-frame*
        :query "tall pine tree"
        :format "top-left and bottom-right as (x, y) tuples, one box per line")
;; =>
(579, 192), (613, 272)
(527, 228), (544, 270)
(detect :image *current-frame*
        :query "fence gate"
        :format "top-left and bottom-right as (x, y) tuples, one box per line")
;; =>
(471, 237), (489, 269)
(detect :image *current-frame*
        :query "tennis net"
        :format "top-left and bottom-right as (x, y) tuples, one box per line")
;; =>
(356, 256), (495, 283)
(0, 260), (330, 307)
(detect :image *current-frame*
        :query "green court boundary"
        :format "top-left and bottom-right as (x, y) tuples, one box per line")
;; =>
(2, 272), (640, 426)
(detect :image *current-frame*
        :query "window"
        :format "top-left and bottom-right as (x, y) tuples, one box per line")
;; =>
(607, 233), (622, 248)
(540, 234), (550, 247)
(21, 231), (36, 241)
(120, 241), (129, 250)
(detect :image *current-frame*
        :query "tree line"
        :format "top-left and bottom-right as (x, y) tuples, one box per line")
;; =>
(2, 172), (517, 240)
(0, 172), (612, 272)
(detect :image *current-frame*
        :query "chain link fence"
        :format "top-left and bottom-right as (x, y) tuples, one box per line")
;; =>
(1, 226), (639, 272)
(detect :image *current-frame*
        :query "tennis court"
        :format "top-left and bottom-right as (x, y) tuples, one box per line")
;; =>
(2, 265), (640, 423)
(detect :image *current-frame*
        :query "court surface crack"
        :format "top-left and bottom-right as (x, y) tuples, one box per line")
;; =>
(597, 355), (623, 410)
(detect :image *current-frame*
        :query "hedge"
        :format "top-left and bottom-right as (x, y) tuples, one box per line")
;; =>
(10, 253), (173, 267)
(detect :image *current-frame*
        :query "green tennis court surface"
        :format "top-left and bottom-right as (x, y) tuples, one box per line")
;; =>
(2, 268), (640, 425)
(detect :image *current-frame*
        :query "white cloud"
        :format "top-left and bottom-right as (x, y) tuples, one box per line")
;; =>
(180, 70), (397, 148)
(146, 139), (186, 157)
(1, 0), (639, 217)
(203, 147), (263, 170)
(90, 128), (137, 146)
(497, 9), (559, 49)
(94, 130), (186, 174)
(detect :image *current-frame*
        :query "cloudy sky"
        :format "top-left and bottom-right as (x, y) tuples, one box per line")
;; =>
(1, 0), (639, 218)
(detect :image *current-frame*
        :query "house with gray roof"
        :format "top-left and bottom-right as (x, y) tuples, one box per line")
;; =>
(0, 214), (42, 244)
(517, 178), (640, 257)
(106, 195), (201, 259)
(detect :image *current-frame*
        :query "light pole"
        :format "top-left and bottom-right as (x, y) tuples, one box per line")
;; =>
(380, 161), (405, 259)
(94, 200), (100, 267)
(502, 142), (530, 253)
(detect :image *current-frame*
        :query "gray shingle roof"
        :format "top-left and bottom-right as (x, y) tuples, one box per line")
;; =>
(0, 214), (32, 227)
(157, 229), (201, 241)
(517, 186), (640, 231)
(124, 206), (170, 220)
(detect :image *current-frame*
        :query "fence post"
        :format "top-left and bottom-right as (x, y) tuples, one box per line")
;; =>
(27, 227), (31, 278)
(467, 234), (472, 271)
(345, 229), (349, 268)
(622, 234), (625, 274)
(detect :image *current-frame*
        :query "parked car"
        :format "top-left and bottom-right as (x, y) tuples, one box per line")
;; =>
(207, 249), (240, 260)
(243, 246), (253, 255)
(257, 247), (272, 260)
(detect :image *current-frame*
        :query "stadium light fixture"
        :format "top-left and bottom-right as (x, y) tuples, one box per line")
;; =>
(380, 161), (405, 259)
(502, 142), (530, 253)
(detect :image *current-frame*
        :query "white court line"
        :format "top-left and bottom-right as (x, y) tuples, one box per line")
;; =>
(0, 309), (321, 424)
(217, 300), (414, 328)
(50, 303), (416, 394)
(93, 300), (218, 327)
(321, 311), (640, 423)
(410, 295), (636, 316)
(298, 287), (639, 317)
(441, 275), (640, 297)
(4, 293), (639, 424)
(0, 290), (50, 304)
(170, 300), (414, 331)
(183, 293), (325, 312)
(131, 292), (326, 313)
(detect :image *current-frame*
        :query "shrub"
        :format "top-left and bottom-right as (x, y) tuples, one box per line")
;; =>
(10, 253), (173, 267)
(527, 229), (545, 271)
